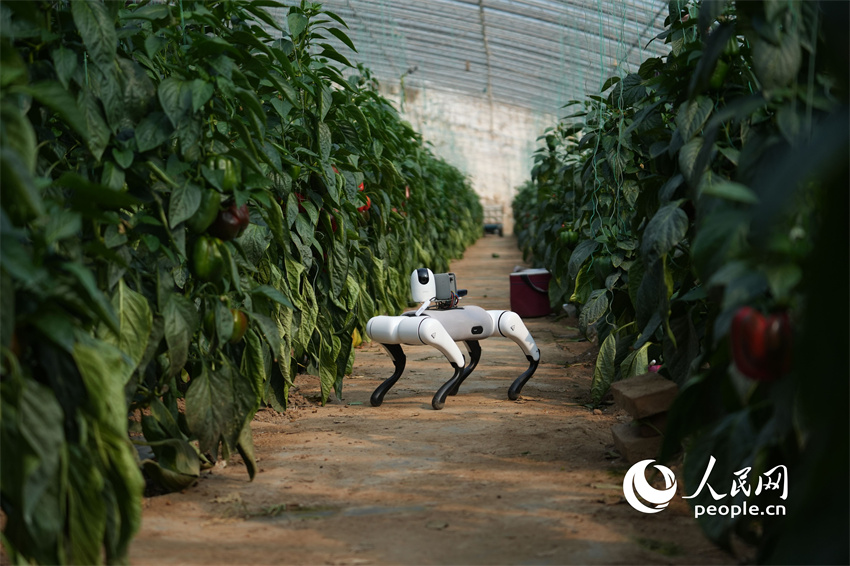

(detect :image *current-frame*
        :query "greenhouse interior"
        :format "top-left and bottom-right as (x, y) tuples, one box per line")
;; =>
(1, 1), (847, 565)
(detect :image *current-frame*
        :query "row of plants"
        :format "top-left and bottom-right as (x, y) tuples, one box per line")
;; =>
(0, 0), (482, 563)
(514, 0), (847, 562)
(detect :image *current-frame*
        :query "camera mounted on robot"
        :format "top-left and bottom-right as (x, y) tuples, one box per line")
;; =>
(410, 268), (467, 310)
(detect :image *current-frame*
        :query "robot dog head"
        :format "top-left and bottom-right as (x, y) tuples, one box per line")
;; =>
(410, 269), (465, 306)
(411, 268), (436, 303)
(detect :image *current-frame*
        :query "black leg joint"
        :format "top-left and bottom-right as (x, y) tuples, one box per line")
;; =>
(508, 355), (539, 401)
(448, 340), (482, 396)
(432, 364), (463, 410)
(370, 344), (406, 407)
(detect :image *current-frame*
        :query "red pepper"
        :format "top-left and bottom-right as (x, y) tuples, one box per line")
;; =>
(208, 201), (250, 240)
(358, 194), (371, 213)
(730, 307), (792, 382)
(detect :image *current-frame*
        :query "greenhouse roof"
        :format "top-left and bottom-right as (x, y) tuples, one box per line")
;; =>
(268, 1), (670, 116)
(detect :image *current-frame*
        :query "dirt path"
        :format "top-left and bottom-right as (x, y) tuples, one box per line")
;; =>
(129, 234), (732, 565)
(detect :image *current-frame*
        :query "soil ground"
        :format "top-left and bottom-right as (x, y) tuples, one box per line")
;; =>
(129, 234), (734, 565)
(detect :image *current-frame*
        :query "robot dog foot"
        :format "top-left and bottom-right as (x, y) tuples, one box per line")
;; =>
(508, 357), (540, 400)
(431, 365), (464, 410)
(370, 344), (406, 407)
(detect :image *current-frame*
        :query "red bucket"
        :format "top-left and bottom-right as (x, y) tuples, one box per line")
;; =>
(509, 269), (552, 318)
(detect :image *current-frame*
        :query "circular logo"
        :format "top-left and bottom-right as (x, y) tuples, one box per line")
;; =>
(623, 459), (678, 514)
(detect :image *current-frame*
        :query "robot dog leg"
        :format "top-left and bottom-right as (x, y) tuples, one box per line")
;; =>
(446, 341), (483, 396)
(366, 315), (465, 409)
(426, 310), (540, 408)
(487, 310), (541, 400)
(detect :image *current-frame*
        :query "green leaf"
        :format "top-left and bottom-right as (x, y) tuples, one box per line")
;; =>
(318, 121), (332, 161)
(691, 210), (748, 277)
(190, 79), (214, 113)
(140, 439), (200, 492)
(163, 294), (198, 377)
(236, 423), (258, 481)
(235, 87), (267, 135)
(51, 47), (78, 89)
(569, 264), (593, 304)
(250, 284), (296, 310)
(98, 280), (152, 373)
(135, 112), (172, 153)
(764, 263), (802, 301)
(319, 44), (353, 69)
(350, 105), (371, 140)
(284, 254), (305, 298)
(319, 333), (340, 403)
(607, 73), (645, 107)
(62, 261), (120, 333)
(663, 304), (699, 385)
(635, 258), (669, 332)
(100, 430), (144, 563)
(295, 212), (313, 243)
(185, 364), (256, 457)
(9, 380), (65, 544)
(751, 31), (802, 90)
(218, 241), (242, 293)
(67, 447), (106, 565)
(100, 161), (125, 190)
(0, 148), (44, 222)
(590, 332), (617, 405)
(121, 2), (170, 21)
(679, 137), (706, 187)
(329, 239), (349, 301)
(158, 78), (193, 128)
(287, 12), (309, 39)
(168, 182), (202, 228)
(600, 75), (621, 92)
(142, 398), (182, 442)
(214, 300), (233, 344)
(568, 239), (600, 280)
(116, 57), (156, 122)
(641, 201), (688, 265)
(71, 0), (117, 69)
(620, 342), (649, 379)
(299, 280), (318, 348)
(675, 96), (713, 142)
(0, 99), (38, 174)
(241, 329), (267, 399)
(17, 81), (88, 141)
(327, 27), (357, 52)
(579, 289), (609, 336)
(701, 181), (759, 204)
(112, 147), (134, 169)
(72, 338), (131, 428)
(343, 274), (360, 311)
(144, 34), (167, 59)
(56, 172), (142, 213)
(246, 312), (281, 363)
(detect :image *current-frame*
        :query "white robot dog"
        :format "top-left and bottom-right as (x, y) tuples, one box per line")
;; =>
(366, 268), (541, 410)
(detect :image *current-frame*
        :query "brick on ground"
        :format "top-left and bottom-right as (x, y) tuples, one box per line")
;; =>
(636, 412), (668, 438)
(612, 422), (661, 464)
(610, 373), (678, 420)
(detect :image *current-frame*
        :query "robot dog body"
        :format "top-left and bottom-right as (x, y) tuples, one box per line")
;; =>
(366, 268), (540, 409)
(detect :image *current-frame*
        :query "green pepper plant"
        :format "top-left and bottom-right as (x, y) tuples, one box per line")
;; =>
(0, 1), (481, 563)
(514, 1), (847, 559)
